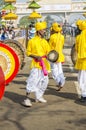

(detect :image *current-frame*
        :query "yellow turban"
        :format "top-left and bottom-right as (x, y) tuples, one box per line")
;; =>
(51, 22), (62, 32)
(79, 21), (86, 30)
(35, 21), (47, 31)
(76, 19), (83, 26)
(56, 26), (62, 32)
(51, 22), (58, 31)
(76, 21), (86, 59)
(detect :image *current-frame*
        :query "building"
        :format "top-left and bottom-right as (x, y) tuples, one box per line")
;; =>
(14, 0), (86, 26)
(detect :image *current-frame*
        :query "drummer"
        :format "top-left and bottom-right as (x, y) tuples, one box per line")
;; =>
(74, 20), (86, 102)
(22, 21), (51, 107)
(49, 22), (65, 91)
(75, 19), (83, 37)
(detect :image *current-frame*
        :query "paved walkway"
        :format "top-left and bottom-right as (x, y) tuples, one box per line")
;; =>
(0, 36), (86, 130)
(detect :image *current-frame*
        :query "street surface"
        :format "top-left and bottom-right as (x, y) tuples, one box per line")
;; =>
(0, 36), (86, 130)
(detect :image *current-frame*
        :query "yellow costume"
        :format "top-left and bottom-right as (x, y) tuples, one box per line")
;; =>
(22, 21), (51, 106)
(49, 32), (65, 62)
(26, 35), (51, 72)
(75, 21), (86, 70)
(49, 22), (65, 89)
(74, 20), (86, 102)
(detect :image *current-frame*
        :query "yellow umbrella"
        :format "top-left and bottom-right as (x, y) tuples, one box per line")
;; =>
(4, 0), (16, 2)
(28, 11), (42, 19)
(2, 12), (18, 20)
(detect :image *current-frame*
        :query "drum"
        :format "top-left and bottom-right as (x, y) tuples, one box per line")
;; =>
(0, 66), (5, 100)
(0, 42), (19, 85)
(4, 39), (26, 69)
(47, 50), (59, 62)
(71, 44), (77, 65)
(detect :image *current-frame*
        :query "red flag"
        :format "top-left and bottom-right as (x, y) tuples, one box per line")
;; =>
(0, 66), (5, 100)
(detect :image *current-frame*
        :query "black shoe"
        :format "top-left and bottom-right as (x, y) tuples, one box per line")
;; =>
(56, 86), (63, 91)
(79, 96), (86, 102)
(56, 82), (63, 91)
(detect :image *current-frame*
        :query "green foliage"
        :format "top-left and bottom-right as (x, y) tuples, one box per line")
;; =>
(19, 16), (29, 28)
(19, 16), (37, 28)
(0, 0), (5, 10)
(0, 0), (5, 21)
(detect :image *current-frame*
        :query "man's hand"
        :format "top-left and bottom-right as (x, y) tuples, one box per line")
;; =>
(29, 55), (41, 61)
(35, 56), (42, 61)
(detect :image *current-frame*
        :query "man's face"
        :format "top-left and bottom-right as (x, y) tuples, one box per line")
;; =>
(38, 29), (46, 38)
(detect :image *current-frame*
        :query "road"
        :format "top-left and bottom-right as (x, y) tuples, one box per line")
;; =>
(0, 36), (86, 130)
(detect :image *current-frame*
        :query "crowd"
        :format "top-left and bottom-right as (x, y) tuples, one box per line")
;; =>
(21, 19), (86, 107)
(0, 26), (15, 41)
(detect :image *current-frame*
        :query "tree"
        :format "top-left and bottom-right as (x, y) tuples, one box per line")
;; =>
(19, 16), (29, 28)
(83, 4), (86, 17)
(19, 16), (37, 28)
(0, 0), (5, 11)
(0, 0), (5, 20)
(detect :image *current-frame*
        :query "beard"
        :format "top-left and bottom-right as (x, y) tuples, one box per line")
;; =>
(38, 31), (46, 38)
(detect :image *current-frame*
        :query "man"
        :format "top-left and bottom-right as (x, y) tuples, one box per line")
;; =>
(28, 24), (36, 39)
(75, 20), (86, 102)
(22, 21), (51, 107)
(75, 19), (82, 37)
(49, 22), (65, 91)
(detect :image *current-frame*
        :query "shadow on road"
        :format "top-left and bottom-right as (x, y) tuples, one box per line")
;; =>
(4, 91), (34, 105)
(4, 91), (26, 104)
(46, 87), (77, 100)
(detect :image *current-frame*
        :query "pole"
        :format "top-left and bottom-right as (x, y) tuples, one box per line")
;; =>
(25, 27), (28, 48)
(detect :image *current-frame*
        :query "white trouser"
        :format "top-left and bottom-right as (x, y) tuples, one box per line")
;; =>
(26, 68), (49, 99)
(78, 70), (86, 97)
(50, 62), (65, 87)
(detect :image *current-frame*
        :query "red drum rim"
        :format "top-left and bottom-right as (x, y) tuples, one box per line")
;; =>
(0, 42), (20, 85)
(0, 66), (5, 100)
(4, 39), (26, 70)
